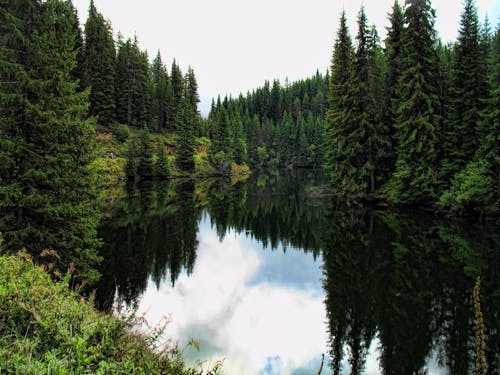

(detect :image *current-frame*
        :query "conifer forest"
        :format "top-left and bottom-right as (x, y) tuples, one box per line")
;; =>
(0, 0), (499, 374)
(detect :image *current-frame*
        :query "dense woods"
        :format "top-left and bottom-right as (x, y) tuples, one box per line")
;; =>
(324, 0), (499, 218)
(209, 73), (328, 169)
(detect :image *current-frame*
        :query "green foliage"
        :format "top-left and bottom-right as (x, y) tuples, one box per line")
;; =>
(0, 0), (101, 284)
(125, 136), (140, 181)
(441, 0), (489, 182)
(154, 138), (170, 178)
(83, 0), (116, 125)
(115, 36), (151, 128)
(114, 124), (131, 143)
(257, 146), (269, 165)
(138, 127), (154, 178)
(0, 255), (215, 375)
(439, 159), (494, 215)
(175, 93), (197, 172)
(382, 0), (441, 205)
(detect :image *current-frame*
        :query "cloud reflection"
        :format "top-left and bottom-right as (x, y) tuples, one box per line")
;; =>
(137, 216), (327, 375)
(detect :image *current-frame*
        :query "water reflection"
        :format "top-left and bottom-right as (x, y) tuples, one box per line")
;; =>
(96, 170), (499, 374)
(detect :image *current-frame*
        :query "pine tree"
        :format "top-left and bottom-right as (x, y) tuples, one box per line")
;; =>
(155, 138), (170, 178)
(115, 36), (151, 127)
(67, 0), (85, 87)
(230, 111), (248, 164)
(125, 136), (139, 180)
(170, 60), (184, 129)
(381, 0), (441, 205)
(150, 51), (169, 132)
(440, 25), (500, 216)
(83, 0), (115, 125)
(441, 0), (489, 182)
(324, 11), (359, 199)
(175, 90), (197, 172)
(0, 0), (101, 283)
(385, 1), (404, 127)
(138, 127), (153, 178)
(186, 67), (200, 114)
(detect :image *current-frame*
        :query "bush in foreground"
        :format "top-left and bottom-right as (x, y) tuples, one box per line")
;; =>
(0, 254), (220, 374)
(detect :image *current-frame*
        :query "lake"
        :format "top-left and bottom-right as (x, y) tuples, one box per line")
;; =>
(95, 170), (499, 375)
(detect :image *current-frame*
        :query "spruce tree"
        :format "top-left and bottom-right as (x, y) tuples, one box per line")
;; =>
(230, 111), (248, 164)
(0, 0), (101, 283)
(125, 136), (139, 181)
(385, 1), (404, 127)
(155, 138), (170, 178)
(150, 51), (169, 132)
(175, 90), (197, 172)
(138, 127), (153, 178)
(440, 25), (500, 216)
(115, 36), (151, 127)
(441, 0), (488, 182)
(324, 11), (358, 199)
(83, 0), (116, 125)
(381, 0), (441, 205)
(170, 60), (184, 129)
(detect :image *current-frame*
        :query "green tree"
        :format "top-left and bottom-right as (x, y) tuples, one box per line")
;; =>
(0, 0), (101, 283)
(83, 0), (115, 125)
(381, 0), (441, 205)
(170, 60), (184, 129)
(323, 11), (358, 199)
(441, 0), (489, 182)
(150, 51), (169, 132)
(138, 127), (153, 178)
(175, 91), (197, 172)
(155, 138), (170, 178)
(440, 25), (500, 216)
(115, 36), (151, 128)
(230, 111), (248, 164)
(125, 136), (140, 181)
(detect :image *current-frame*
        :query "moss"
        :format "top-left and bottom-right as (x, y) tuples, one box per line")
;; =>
(0, 255), (222, 374)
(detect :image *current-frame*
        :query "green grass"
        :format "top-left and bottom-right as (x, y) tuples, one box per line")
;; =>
(0, 254), (222, 374)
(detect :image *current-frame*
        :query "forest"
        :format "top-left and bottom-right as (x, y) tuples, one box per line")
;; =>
(1, 0), (499, 373)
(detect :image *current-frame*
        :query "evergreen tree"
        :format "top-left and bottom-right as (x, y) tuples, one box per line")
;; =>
(155, 138), (170, 178)
(138, 127), (153, 178)
(384, 1), (404, 128)
(150, 51), (169, 132)
(125, 136), (139, 181)
(186, 67), (200, 114)
(0, 0), (101, 283)
(83, 0), (116, 125)
(381, 0), (441, 205)
(175, 91), (197, 172)
(115, 36), (151, 127)
(440, 25), (500, 216)
(323, 11), (358, 199)
(230, 111), (248, 164)
(441, 0), (489, 182)
(67, 0), (85, 86)
(170, 60), (184, 129)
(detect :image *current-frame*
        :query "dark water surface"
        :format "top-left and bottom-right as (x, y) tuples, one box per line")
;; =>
(95, 170), (499, 375)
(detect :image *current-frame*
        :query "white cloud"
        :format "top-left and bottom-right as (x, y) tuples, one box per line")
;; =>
(136, 218), (327, 375)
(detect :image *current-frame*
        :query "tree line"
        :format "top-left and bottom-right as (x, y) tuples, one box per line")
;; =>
(208, 73), (329, 168)
(324, 0), (499, 218)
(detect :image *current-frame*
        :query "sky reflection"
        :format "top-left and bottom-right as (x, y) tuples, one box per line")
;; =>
(137, 215), (328, 375)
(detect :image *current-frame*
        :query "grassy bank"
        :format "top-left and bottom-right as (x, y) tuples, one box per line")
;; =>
(92, 125), (250, 190)
(0, 254), (220, 374)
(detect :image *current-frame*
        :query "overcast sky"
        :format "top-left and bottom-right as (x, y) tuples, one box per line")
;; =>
(72, 0), (500, 114)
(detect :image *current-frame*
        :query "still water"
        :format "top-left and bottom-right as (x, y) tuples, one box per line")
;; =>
(96, 170), (499, 375)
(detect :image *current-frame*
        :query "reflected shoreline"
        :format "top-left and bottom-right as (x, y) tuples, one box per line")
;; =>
(95, 170), (500, 374)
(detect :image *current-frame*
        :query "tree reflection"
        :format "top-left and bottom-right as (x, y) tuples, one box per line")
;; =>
(323, 208), (500, 374)
(94, 180), (199, 310)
